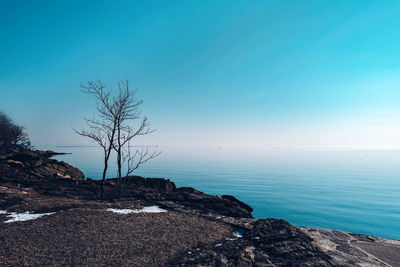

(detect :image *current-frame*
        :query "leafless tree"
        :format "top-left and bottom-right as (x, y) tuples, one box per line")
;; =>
(75, 79), (160, 198)
(112, 80), (159, 180)
(74, 81), (118, 199)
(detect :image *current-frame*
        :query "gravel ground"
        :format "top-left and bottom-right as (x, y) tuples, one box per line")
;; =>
(0, 196), (232, 266)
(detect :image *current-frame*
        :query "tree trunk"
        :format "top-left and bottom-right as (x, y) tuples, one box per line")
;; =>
(101, 126), (115, 199)
(117, 121), (122, 179)
(116, 121), (123, 198)
(101, 157), (108, 199)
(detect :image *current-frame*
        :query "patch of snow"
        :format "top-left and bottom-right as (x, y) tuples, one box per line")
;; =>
(226, 230), (243, 241)
(0, 186), (8, 190)
(106, 208), (135, 214)
(106, 206), (167, 214)
(233, 230), (243, 238)
(0, 210), (55, 223)
(138, 206), (167, 213)
(57, 173), (71, 179)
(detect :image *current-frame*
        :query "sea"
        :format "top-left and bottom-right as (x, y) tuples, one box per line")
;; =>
(43, 145), (400, 240)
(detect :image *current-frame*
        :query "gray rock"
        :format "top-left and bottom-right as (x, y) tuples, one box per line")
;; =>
(301, 227), (400, 267)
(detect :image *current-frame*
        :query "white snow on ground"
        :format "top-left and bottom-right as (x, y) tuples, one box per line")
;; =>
(226, 230), (244, 241)
(233, 231), (243, 238)
(106, 206), (167, 214)
(106, 208), (135, 214)
(0, 210), (55, 223)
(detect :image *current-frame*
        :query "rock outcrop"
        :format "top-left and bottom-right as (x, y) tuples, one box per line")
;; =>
(170, 220), (400, 267)
(0, 145), (84, 182)
(17, 175), (254, 218)
(0, 146), (252, 218)
(170, 219), (338, 266)
(166, 187), (253, 218)
(103, 177), (254, 217)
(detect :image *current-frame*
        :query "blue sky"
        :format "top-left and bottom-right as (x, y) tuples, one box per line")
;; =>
(1, 0), (399, 147)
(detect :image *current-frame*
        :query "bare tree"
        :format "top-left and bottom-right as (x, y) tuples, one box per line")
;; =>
(112, 80), (159, 180)
(74, 81), (118, 199)
(75, 79), (160, 198)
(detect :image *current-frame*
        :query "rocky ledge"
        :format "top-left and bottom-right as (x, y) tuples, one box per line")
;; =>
(0, 147), (399, 267)
(0, 145), (84, 181)
(0, 146), (252, 218)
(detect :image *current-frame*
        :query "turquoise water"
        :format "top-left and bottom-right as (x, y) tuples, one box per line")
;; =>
(47, 145), (400, 240)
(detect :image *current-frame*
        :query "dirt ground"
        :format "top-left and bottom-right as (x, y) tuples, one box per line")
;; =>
(0, 186), (233, 266)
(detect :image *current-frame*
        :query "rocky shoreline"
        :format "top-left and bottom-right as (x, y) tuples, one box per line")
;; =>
(1, 147), (399, 266)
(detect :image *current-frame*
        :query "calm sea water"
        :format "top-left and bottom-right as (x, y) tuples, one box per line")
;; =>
(44, 145), (400, 240)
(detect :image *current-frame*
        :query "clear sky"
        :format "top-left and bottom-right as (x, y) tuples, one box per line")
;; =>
(1, 0), (399, 148)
